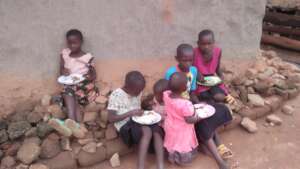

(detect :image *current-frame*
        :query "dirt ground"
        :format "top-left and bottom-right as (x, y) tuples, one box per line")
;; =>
(82, 95), (300, 169)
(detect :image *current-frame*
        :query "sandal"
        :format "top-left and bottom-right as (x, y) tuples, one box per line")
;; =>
(218, 144), (233, 159)
(48, 118), (72, 137)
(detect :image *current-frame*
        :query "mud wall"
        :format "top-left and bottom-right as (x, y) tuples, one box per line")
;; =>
(0, 0), (266, 113)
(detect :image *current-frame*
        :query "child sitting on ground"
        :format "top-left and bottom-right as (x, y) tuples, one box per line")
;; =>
(165, 44), (198, 102)
(163, 72), (200, 165)
(193, 29), (234, 103)
(49, 29), (98, 138)
(108, 71), (164, 169)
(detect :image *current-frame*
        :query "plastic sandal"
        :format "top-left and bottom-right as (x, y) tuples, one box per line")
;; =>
(218, 144), (234, 159)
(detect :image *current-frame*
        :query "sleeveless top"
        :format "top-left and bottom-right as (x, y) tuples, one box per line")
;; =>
(62, 48), (93, 75)
(193, 46), (228, 94)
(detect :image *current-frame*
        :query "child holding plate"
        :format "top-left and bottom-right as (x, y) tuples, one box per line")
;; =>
(193, 29), (234, 103)
(108, 71), (164, 169)
(50, 29), (98, 138)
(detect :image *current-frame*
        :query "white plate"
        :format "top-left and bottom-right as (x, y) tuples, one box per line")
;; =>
(197, 76), (222, 87)
(57, 74), (85, 85)
(194, 103), (215, 119)
(132, 110), (162, 125)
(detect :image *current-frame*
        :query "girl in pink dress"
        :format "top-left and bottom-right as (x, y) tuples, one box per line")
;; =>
(163, 72), (200, 165)
(193, 29), (228, 103)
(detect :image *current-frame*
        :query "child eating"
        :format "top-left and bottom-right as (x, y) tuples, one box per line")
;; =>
(165, 44), (198, 101)
(193, 29), (230, 103)
(163, 72), (200, 165)
(108, 71), (164, 169)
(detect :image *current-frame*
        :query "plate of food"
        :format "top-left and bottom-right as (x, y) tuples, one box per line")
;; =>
(132, 110), (162, 125)
(57, 74), (85, 85)
(194, 103), (215, 119)
(197, 76), (222, 87)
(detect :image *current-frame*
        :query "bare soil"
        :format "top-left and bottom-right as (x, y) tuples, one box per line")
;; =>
(82, 95), (300, 169)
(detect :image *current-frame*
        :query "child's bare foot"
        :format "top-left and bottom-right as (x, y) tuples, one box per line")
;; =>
(48, 118), (72, 137)
(65, 119), (86, 138)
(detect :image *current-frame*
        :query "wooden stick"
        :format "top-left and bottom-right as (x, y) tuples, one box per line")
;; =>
(261, 33), (300, 52)
(264, 11), (300, 27)
(263, 25), (300, 36)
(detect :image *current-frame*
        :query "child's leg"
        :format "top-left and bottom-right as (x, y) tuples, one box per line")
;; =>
(153, 132), (164, 169)
(74, 101), (82, 122)
(213, 132), (221, 147)
(63, 94), (76, 120)
(137, 126), (152, 169)
(204, 138), (229, 169)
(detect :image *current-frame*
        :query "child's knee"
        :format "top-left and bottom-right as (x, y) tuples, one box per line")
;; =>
(213, 93), (225, 102)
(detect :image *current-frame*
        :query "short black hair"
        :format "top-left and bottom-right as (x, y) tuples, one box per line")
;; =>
(176, 43), (193, 58)
(153, 79), (169, 94)
(66, 29), (83, 41)
(125, 71), (146, 87)
(169, 72), (187, 93)
(198, 29), (214, 41)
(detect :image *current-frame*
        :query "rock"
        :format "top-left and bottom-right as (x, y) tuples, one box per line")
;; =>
(110, 153), (121, 168)
(23, 137), (41, 145)
(83, 112), (98, 122)
(33, 105), (47, 115)
(244, 79), (254, 86)
(14, 100), (35, 114)
(78, 138), (94, 146)
(0, 150), (3, 160)
(105, 138), (133, 157)
(245, 68), (257, 80)
(40, 134), (61, 159)
(29, 163), (49, 169)
(42, 151), (77, 169)
(8, 112), (27, 123)
(60, 137), (72, 151)
(240, 117), (258, 133)
(36, 122), (53, 138)
(0, 130), (8, 144)
(82, 142), (97, 153)
(77, 146), (106, 167)
(7, 121), (31, 140)
(95, 95), (108, 105)
(282, 105), (294, 115)
(254, 105), (272, 119)
(0, 120), (8, 130)
(253, 81), (270, 94)
(224, 114), (242, 130)
(25, 127), (37, 137)
(27, 111), (43, 124)
(264, 96), (283, 111)
(262, 50), (277, 59)
(238, 108), (257, 120)
(17, 141), (41, 164)
(247, 87), (255, 94)
(248, 94), (265, 107)
(263, 67), (275, 77)
(1, 156), (16, 168)
(5, 142), (21, 156)
(266, 114), (282, 125)
(288, 88), (300, 99)
(100, 86), (112, 96)
(254, 60), (268, 73)
(94, 131), (105, 140)
(232, 76), (245, 86)
(41, 95), (52, 106)
(237, 86), (248, 103)
(16, 163), (29, 169)
(105, 124), (118, 140)
(47, 105), (65, 119)
(100, 110), (109, 124)
(71, 142), (82, 155)
(288, 73), (300, 83)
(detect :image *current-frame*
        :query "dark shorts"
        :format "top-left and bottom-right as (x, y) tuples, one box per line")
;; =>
(198, 86), (226, 102)
(194, 103), (232, 141)
(119, 120), (164, 153)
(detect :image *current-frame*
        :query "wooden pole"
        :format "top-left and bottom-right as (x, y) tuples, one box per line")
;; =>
(263, 25), (300, 36)
(264, 11), (300, 28)
(261, 33), (300, 52)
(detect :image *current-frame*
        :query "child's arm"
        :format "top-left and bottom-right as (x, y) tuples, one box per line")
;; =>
(60, 54), (69, 75)
(185, 114), (201, 124)
(216, 52), (224, 80)
(86, 58), (97, 81)
(108, 109), (143, 123)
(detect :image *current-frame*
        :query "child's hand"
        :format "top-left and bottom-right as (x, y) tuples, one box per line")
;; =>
(130, 109), (144, 117)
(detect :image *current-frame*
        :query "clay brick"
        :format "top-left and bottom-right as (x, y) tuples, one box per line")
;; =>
(77, 146), (106, 167)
